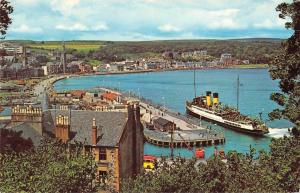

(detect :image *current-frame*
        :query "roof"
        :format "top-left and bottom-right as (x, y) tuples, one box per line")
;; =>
(102, 92), (119, 101)
(43, 109), (128, 147)
(153, 117), (172, 126)
(70, 90), (86, 97)
(4, 122), (43, 146)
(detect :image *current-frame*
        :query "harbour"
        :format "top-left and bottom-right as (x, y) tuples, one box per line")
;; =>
(53, 68), (292, 158)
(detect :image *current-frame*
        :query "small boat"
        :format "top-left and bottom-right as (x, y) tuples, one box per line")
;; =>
(0, 106), (3, 113)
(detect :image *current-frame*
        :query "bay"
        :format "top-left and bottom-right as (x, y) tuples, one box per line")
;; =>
(54, 68), (292, 158)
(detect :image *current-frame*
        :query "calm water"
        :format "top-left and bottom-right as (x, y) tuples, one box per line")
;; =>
(54, 69), (292, 158)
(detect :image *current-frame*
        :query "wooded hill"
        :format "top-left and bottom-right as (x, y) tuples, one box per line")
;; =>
(8, 38), (283, 63)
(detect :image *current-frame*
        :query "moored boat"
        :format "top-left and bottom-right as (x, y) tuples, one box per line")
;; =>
(186, 91), (269, 136)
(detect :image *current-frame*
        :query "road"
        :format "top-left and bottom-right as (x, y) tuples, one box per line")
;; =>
(32, 75), (68, 110)
(139, 101), (207, 131)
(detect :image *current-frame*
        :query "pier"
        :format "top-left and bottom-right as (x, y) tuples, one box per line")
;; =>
(144, 126), (225, 148)
(138, 99), (225, 147)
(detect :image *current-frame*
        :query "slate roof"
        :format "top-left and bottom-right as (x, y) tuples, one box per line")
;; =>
(153, 117), (172, 126)
(43, 109), (128, 147)
(4, 122), (43, 146)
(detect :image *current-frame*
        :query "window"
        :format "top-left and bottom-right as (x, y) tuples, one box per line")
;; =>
(99, 148), (107, 160)
(99, 170), (108, 184)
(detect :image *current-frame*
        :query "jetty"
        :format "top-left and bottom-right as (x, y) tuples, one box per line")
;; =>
(136, 97), (225, 147)
(144, 127), (225, 147)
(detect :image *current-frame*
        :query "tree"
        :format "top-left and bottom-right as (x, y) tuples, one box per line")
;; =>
(0, 139), (100, 193)
(0, 0), (13, 38)
(122, 137), (300, 193)
(0, 129), (33, 153)
(269, 0), (300, 135)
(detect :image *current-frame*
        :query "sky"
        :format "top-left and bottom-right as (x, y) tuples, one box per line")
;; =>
(5, 0), (293, 41)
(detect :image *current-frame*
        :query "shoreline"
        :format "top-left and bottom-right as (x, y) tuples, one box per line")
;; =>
(52, 64), (269, 83)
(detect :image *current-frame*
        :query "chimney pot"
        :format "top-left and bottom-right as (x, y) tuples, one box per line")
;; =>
(92, 118), (96, 127)
(92, 118), (97, 146)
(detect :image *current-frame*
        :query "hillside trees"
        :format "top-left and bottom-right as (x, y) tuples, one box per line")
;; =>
(122, 138), (300, 193)
(0, 138), (99, 193)
(0, 0), (13, 38)
(269, 0), (300, 135)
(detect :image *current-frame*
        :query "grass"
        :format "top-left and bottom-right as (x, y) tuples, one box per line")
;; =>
(0, 92), (21, 97)
(28, 41), (103, 52)
(230, 64), (269, 69)
(88, 59), (102, 67)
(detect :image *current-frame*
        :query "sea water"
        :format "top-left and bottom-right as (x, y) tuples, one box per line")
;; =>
(54, 69), (292, 158)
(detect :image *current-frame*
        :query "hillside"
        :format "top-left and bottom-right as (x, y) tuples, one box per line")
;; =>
(8, 38), (283, 63)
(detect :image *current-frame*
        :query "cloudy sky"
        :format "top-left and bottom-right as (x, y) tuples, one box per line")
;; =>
(6, 0), (292, 41)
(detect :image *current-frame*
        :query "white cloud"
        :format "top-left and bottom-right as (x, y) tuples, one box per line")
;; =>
(253, 19), (285, 29)
(7, 0), (291, 40)
(93, 24), (109, 31)
(208, 18), (244, 29)
(14, 0), (43, 5)
(50, 0), (81, 16)
(10, 24), (43, 33)
(55, 23), (108, 31)
(158, 24), (181, 32)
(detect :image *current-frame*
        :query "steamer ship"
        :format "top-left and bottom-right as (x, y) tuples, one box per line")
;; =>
(186, 74), (269, 135)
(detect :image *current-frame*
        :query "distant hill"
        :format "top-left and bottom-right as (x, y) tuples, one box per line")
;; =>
(90, 38), (283, 63)
(4, 38), (283, 63)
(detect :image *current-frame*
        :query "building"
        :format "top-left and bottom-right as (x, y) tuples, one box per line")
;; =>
(0, 64), (44, 80)
(220, 53), (232, 65)
(68, 61), (93, 73)
(69, 90), (86, 100)
(45, 62), (62, 75)
(5, 104), (144, 191)
(101, 92), (121, 104)
(0, 42), (24, 55)
(60, 42), (67, 74)
(193, 50), (207, 56)
(153, 117), (175, 132)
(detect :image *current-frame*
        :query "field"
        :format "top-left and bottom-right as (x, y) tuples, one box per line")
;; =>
(28, 41), (103, 52)
(88, 59), (102, 67)
(230, 64), (269, 69)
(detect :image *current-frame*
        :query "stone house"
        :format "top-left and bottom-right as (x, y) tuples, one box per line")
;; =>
(5, 104), (144, 191)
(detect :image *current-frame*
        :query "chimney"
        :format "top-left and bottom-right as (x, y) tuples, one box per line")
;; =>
(55, 115), (70, 142)
(92, 118), (97, 146)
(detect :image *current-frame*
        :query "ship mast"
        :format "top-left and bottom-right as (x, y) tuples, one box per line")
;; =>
(170, 122), (174, 160)
(237, 75), (240, 111)
(193, 63), (196, 98)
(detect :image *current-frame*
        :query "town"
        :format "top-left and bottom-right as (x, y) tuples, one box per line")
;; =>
(1, 0), (299, 192)
(0, 41), (251, 81)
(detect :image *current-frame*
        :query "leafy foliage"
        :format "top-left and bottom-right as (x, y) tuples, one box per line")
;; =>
(269, 0), (300, 135)
(122, 137), (300, 193)
(0, 0), (13, 38)
(0, 139), (99, 193)
(0, 129), (33, 153)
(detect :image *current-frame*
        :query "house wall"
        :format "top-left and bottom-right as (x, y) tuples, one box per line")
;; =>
(11, 106), (43, 134)
(91, 146), (120, 190)
(118, 104), (144, 189)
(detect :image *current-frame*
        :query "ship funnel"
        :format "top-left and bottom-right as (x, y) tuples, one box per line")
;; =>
(206, 91), (212, 107)
(213, 93), (219, 105)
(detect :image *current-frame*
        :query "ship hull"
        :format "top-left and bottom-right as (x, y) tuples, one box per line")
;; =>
(186, 105), (267, 136)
